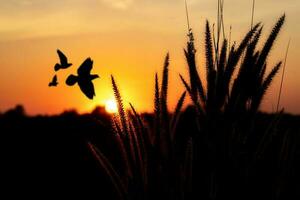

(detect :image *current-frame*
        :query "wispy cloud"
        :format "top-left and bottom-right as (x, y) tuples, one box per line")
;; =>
(100, 0), (134, 10)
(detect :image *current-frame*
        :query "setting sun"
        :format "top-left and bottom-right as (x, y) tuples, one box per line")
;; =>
(105, 99), (118, 114)
(1, 0), (300, 198)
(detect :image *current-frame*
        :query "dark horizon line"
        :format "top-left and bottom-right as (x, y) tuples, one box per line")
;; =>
(1, 104), (300, 118)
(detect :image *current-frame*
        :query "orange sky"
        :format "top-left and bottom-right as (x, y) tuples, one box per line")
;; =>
(0, 0), (299, 115)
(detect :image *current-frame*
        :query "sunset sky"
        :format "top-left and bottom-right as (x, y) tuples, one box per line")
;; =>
(0, 0), (299, 115)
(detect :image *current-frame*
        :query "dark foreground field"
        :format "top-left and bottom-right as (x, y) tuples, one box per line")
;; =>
(1, 105), (299, 199)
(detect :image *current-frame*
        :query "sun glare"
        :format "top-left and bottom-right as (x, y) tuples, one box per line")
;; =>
(105, 99), (118, 114)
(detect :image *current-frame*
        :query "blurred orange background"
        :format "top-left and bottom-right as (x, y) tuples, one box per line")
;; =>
(0, 0), (299, 115)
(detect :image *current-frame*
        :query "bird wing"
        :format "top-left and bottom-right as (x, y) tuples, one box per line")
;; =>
(66, 74), (78, 86)
(78, 79), (95, 100)
(54, 63), (61, 71)
(57, 49), (68, 65)
(78, 58), (93, 76)
(48, 75), (57, 86)
(53, 75), (57, 83)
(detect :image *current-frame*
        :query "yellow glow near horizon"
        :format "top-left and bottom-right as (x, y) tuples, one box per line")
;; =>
(105, 99), (118, 114)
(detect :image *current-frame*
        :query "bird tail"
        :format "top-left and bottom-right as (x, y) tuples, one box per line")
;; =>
(90, 74), (99, 80)
(54, 63), (61, 71)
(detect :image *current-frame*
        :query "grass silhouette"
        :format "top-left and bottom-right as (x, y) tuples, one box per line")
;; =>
(83, 13), (297, 200)
(29, 1), (297, 199)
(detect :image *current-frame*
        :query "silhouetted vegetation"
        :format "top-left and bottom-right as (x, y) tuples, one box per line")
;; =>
(83, 14), (300, 200)
(2, 3), (299, 199)
(1, 104), (299, 199)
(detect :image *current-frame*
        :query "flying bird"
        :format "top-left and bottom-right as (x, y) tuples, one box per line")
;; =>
(66, 58), (99, 99)
(48, 74), (58, 87)
(54, 49), (72, 71)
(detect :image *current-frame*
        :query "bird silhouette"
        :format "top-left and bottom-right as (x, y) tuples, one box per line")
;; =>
(66, 58), (99, 99)
(49, 74), (58, 87)
(54, 49), (72, 71)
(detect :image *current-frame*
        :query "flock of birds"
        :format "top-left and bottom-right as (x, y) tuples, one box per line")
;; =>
(49, 49), (99, 100)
